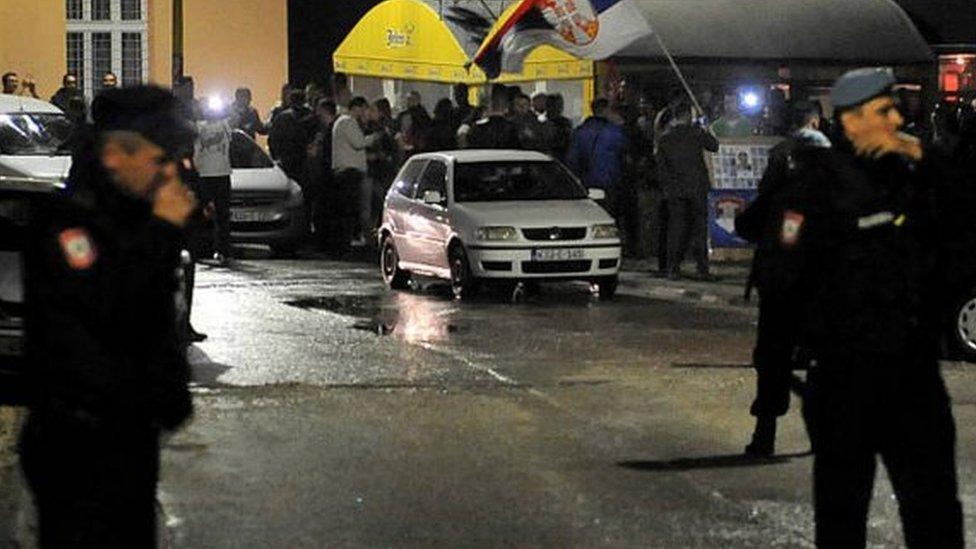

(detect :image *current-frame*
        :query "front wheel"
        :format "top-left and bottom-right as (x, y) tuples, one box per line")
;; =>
(449, 245), (479, 301)
(381, 237), (411, 290)
(951, 291), (976, 362)
(593, 276), (618, 301)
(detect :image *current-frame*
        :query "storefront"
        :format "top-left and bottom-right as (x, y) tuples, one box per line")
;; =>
(333, 0), (595, 122)
(601, 0), (934, 250)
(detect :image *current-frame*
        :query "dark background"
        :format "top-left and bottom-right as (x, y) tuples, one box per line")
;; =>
(286, 0), (976, 86)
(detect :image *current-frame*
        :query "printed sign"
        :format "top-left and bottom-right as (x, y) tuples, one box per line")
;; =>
(708, 189), (757, 248)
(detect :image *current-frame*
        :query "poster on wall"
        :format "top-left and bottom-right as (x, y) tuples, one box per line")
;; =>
(706, 137), (782, 247)
(709, 189), (757, 248)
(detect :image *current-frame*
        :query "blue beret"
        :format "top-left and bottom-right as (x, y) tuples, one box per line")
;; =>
(831, 67), (896, 110)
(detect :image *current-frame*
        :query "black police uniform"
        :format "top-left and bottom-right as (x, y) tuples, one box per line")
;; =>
(19, 90), (193, 548)
(787, 143), (967, 548)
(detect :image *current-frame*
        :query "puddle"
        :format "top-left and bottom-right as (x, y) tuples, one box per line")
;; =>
(287, 293), (469, 343)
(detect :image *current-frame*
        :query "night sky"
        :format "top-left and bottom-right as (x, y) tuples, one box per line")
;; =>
(285, 0), (976, 86)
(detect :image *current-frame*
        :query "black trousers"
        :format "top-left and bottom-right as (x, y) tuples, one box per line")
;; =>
(197, 175), (232, 256)
(803, 355), (963, 548)
(666, 195), (709, 274)
(330, 169), (364, 253)
(750, 294), (796, 418)
(19, 412), (161, 548)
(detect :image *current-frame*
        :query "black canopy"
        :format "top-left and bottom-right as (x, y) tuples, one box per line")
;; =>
(618, 0), (933, 64)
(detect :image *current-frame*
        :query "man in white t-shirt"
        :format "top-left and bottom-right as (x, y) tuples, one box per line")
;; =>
(194, 101), (234, 263)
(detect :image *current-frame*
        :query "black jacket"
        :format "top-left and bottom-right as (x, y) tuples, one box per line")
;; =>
(465, 115), (520, 150)
(790, 145), (976, 359)
(25, 153), (192, 431)
(655, 124), (719, 200)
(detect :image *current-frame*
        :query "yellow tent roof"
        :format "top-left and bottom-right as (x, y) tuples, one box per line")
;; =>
(333, 0), (592, 84)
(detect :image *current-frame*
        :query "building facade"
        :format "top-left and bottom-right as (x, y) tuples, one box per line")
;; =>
(0, 0), (287, 119)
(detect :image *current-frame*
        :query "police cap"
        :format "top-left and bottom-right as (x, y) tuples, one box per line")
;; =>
(91, 85), (195, 158)
(830, 67), (897, 110)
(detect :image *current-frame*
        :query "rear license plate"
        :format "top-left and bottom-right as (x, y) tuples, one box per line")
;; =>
(0, 334), (24, 357)
(530, 248), (585, 261)
(231, 210), (277, 223)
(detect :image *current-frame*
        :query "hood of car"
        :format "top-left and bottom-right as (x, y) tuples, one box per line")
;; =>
(231, 166), (292, 194)
(0, 155), (71, 180)
(452, 200), (614, 228)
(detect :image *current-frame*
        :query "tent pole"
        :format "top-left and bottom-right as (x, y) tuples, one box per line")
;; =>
(649, 26), (703, 115)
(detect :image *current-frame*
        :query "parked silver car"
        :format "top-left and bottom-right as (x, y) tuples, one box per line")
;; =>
(229, 130), (307, 255)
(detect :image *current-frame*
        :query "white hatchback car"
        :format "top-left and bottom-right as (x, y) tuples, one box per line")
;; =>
(378, 150), (622, 299)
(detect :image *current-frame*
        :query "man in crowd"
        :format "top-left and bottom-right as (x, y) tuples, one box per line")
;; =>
(50, 73), (83, 113)
(2, 71), (39, 98)
(194, 95), (235, 264)
(101, 72), (119, 90)
(20, 85), (196, 547)
(268, 88), (314, 184)
(656, 101), (719, 280)
(787, 68), (971, 547)
(331, 96), (379, 254)
(465, 84), (520, 150)
(306, 99), (338, 250)
(229, 87), (267, 140)
(566, 98), (628, 217)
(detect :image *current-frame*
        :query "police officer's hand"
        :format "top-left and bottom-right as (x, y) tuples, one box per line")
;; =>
(855, 131), (923, 161)
(152, 163), (197, 228)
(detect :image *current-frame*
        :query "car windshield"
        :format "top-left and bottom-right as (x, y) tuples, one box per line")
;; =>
(230, 130), (274, 169)
(0, 113), (73, 156)
(453, 161), (587, 202)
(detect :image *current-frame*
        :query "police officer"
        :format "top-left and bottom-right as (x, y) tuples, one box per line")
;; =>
(787, 68), (968, 547)
(740, 101), (831, 456)
(20, 86), (196, 547)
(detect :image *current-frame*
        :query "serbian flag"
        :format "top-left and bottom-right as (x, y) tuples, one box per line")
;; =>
(470, 0), (651, 79)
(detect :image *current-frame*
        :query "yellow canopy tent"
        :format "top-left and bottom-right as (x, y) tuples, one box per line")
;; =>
(333, 0), (594, 116)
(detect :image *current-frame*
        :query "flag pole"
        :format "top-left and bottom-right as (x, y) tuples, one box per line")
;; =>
(648, 25), (703, 115)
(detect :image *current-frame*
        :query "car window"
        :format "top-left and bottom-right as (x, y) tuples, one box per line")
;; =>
(416, 160), (447, 200)
(453, 161), (587, 202)
(392, 159), (427, 198)
(230, 130), (273, 169)
(0, 113), (73, 156)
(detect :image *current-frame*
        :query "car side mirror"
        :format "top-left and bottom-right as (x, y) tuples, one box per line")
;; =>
(588, 188), (606, 201)
(422, 190), (445, 205)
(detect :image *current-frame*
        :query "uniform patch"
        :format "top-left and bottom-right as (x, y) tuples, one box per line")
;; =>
(58, 228), (97, 270)
(780, 210), (805, 247)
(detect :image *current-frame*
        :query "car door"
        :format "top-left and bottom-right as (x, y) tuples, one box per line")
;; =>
(386, 158), (426, 263)
(409, 159), (451, 270)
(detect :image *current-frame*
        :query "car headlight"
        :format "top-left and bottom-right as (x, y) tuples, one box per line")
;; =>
(592, 223), (619, 239)
(284, 180), (303, 206)
(476, 226), (518, 241)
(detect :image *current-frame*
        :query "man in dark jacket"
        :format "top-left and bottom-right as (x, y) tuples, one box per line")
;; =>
(566, 98), (628, 216)
(465, 84), (521, 150)
(787, 68), (969, 548)
(656, 102), (719, 279)
(737, 101), (830, 456)
(50, 73), (84, 114)
(268, 89), (314, 183)
(20, 86), (197, 547)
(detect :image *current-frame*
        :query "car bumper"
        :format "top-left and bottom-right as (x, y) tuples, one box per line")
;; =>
(230, 204), (307, 246)
(466, 243), (622, 279)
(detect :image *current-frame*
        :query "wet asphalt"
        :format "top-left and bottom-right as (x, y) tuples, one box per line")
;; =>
(9, 251), (976, 547)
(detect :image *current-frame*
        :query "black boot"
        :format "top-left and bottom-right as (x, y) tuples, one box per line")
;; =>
(745, 416), (776, 456)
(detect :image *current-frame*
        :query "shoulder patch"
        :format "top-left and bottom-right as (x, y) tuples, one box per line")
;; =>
(58, 228), (98, 270)
(780, 210), (805, 247)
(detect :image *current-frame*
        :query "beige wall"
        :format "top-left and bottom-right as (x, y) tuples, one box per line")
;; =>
(0, 0), (66, 100)
(149, 0), (288, 119)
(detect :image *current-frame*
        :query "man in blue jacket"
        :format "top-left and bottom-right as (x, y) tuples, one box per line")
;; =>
(566, 98), (628, 218)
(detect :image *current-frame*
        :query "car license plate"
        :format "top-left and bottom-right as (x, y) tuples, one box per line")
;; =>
(530, 248), (585, 261)
(231, 210), (276, 223)
(0, 334), (23, 357)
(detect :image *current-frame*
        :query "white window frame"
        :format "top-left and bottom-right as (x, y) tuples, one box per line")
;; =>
(66, 0), (149, 98)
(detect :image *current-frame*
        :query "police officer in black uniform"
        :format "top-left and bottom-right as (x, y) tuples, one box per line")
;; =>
(786, 68), (970, 548)
(739, 101), (831, 456)
(20, 86), (196, 548)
